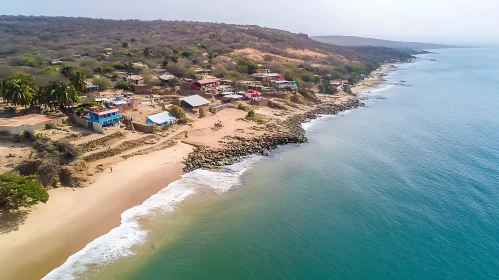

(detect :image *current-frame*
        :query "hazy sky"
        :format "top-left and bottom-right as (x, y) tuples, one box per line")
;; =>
(2, 0), (498, 45)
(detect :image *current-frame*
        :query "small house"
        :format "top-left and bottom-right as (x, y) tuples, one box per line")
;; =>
(159, 74), (176, 86)
(257, 69), (271, 74)
(85, 80), (98, 94)
(127, 75), (144, 86)
(0, 114), (64, 135)
(180, 95), (211, 109)
(85, 106), (122, 128)
(146, 111), (177, 126)
(191, 78), (221, 90)
(273, 80), (298, 89)
(252, 73), (284, 82)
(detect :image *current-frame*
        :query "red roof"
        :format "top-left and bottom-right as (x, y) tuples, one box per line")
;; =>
(196, 78), (220, 85)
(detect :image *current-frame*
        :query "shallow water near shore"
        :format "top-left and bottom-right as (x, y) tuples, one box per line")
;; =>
(48, 48), (499, 279)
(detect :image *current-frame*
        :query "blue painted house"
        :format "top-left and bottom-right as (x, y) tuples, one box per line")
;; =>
(86, 107), (122, 127)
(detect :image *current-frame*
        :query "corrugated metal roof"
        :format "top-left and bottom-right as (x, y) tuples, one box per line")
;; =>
(159, 74), (175, 80)
(146, 111), (177, 125)
(180, 95), (210, 107)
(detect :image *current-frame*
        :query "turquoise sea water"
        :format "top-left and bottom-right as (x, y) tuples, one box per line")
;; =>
(46, 48), (499, 280)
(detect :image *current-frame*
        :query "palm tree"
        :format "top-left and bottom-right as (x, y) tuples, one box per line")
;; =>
(207, 51), (219, 71)
(60, 65), (74, 81)
(44, 82), (59, 111)
(170, 55), (179, 66)
(143, 47), (153, 58)
(69, 70), (87, 93)
(3, 73), (37, 109)
(0, 79), (6, 101)
(56, 82), (80, 110)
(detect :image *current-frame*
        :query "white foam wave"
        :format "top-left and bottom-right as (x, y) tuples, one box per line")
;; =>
(43, 156), (262, 280)
(302, 114), (342, 131)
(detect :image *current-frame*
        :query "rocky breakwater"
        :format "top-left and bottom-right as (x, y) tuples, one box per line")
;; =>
(183, 99), (364, 173)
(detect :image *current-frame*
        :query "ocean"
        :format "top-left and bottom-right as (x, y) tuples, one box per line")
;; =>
(45, 48), (499, 280)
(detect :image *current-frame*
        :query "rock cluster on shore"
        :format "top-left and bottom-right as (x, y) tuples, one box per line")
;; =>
(183, 99), (364, 172)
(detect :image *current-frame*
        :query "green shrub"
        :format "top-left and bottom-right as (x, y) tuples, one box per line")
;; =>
(168, 105), (186, 119)
(21, 131), (32, 139)
(92, 77), (113, 90)
(0, 130), (9, 136)
(176, 118), (192, 125)
(0, 173), (48, 210)
(45, 123), (55, 129)
(237, 103), (248, 111)
(115, 81), (130, 90)
(247, 110), (255, 118)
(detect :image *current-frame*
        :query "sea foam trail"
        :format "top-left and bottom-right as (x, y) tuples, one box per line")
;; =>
(43, 156), (262, 280)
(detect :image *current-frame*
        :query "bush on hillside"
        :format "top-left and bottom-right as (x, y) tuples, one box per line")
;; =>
(115, 81), (130, 90)
(168, 105), (186, 119)
(92, 77), (113, 90)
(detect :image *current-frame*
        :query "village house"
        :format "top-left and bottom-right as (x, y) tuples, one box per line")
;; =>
(159, 74), (176, 86)
(85, 80), (98, 94)
(180, 95), (211, 109)
(190, 78), (221, 91)
(273, 80), (298, 89)
(127, 75), (144, 86)
(256, 69), (271, 74)
(83, 106), (122, 132)
(252, 73), (284, 83)
(0, 114), (64, 135)
(104, 48), (113, 55)
(146, 111), (177, 126)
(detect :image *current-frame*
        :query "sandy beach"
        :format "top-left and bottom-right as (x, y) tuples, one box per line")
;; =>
(0, 67), (391, 280)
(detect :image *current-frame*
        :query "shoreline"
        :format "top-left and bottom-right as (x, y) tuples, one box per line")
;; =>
(0, 64), (394, 280)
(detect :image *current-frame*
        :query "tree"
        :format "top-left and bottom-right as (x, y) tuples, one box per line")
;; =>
(92, 77), (113, 91)
(93, 66), (103, 74)
(172, 48), (180, 56)
(0, 173), (49, 210)
(125, 52), (134, 58)
(131, 38), (136, 42)
(168, 105), (186, 119)
(69, 70), (87, 93)
(162, 59), (169, 68)
(122, 42), (129, 48)
(170, 55), (179, 66)
(3, 73), (37, 108)
(143, 47), (153, 58)
(102, 66), (116, 74)
(56, 82), (80, 109)
(60, 65), (74, 80)
(115, 81), (130, 90)
(207, 51), (219, 71)
(181, 51), (191, 58)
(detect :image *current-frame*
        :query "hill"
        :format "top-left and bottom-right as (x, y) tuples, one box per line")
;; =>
(311, 36), (454, 50)
(0, 16), (413, 89)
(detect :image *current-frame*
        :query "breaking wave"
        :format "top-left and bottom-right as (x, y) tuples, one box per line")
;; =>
(43, 156), (262, 280)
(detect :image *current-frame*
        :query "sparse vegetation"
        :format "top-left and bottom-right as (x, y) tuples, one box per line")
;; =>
(238, 103), (249, 111)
